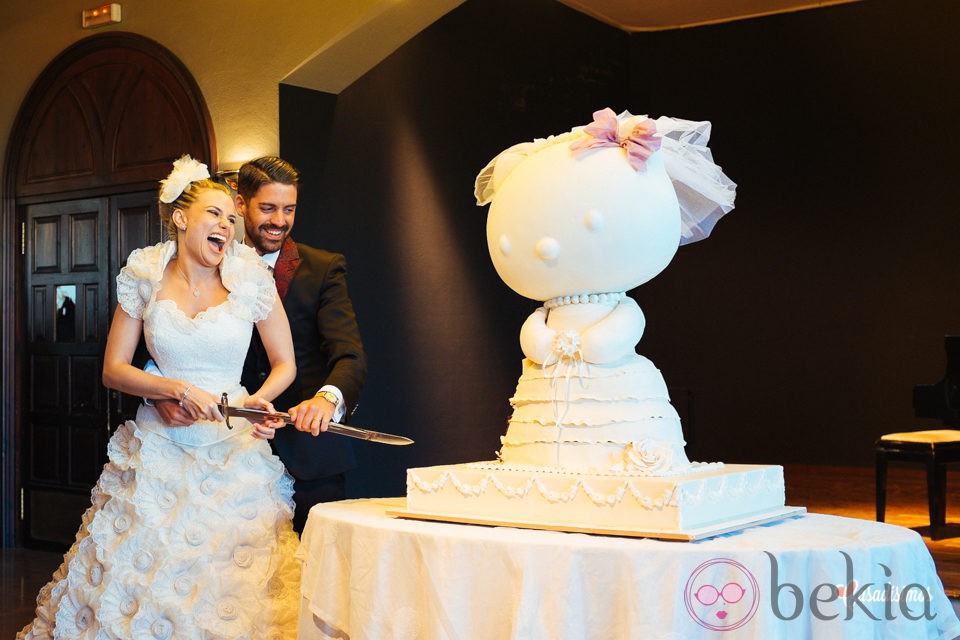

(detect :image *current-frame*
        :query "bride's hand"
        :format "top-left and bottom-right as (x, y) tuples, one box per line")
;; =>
(244, 396), (285, 439)
(177, 385), (225, 423)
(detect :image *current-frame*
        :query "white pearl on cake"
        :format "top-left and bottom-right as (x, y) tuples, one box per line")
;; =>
(543, 291), (625, 309)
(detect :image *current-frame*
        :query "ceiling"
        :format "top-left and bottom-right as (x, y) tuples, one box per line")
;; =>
(283, 0), (860, 94)
(558, 0), (861, 31)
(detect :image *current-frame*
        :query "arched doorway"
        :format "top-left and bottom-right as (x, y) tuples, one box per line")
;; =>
(1, 32), (215, 547)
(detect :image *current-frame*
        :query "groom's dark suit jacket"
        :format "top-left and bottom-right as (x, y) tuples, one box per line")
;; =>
(241, 237), (367, 481)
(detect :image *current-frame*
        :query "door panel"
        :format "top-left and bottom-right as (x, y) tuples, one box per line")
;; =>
(22, 192), (160, 548)
(24, 198), (108, 548)
(109, 193), (163, 427)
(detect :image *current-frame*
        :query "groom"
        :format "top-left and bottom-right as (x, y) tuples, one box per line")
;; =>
(239, 156), (367, 532)
(157, 156), (367, 532)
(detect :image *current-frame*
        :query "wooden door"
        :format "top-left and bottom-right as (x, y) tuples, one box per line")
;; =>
(23, 199), (110, 547)
(22, 194), (162, 548)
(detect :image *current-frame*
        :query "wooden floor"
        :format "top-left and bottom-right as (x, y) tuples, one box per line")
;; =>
(784, 463), (960, 598)
(3, 463), (960, 636)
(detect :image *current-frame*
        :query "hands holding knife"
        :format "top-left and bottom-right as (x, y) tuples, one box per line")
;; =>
(219, 393), (413, 445)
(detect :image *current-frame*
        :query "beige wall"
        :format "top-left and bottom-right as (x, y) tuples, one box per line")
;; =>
(0, 0), (460, 193)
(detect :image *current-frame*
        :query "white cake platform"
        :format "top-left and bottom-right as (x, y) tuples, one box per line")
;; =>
(396, 462), (801, 540)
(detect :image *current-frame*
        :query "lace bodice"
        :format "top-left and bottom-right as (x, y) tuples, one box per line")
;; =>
(117, 240), (275, 411)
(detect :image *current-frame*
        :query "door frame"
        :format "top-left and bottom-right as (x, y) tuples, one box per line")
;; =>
(0, 32), (215, 546)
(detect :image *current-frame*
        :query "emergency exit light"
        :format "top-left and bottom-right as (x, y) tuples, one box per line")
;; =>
(82, 3), (121, 29)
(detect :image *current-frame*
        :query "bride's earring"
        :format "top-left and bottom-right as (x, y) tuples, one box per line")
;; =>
(174, 211), (187, 232)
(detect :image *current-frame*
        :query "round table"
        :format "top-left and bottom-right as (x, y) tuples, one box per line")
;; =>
(297, 498), (960, 640)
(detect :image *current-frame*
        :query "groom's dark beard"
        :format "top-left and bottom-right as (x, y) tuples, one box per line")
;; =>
(248, 224), (289, 254)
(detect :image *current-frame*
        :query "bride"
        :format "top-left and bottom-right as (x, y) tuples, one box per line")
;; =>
(19, 156), (301, 639)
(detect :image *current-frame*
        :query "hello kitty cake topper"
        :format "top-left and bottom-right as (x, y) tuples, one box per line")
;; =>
(474, 107), (737, 371)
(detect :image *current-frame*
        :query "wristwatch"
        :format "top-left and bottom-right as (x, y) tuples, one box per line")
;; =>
(315, 390), (339, 406)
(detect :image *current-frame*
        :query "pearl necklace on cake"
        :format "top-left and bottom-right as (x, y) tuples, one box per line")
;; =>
(543, 291), (625, 310)
(176, 260), (214, 298)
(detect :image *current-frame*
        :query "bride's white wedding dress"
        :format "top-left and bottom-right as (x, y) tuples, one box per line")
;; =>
(19, 241), (300, 640)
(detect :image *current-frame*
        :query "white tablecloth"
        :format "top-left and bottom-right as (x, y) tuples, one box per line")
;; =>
(297, 498), (960, 640)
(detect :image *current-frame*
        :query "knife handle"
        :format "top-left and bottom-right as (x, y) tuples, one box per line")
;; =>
(220, 393), (233, 429)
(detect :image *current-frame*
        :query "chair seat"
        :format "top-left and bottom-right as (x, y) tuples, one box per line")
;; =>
(876, 429), (960, 539)
(879, 429), (960, 444)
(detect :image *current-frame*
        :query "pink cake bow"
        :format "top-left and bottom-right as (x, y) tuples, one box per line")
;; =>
(569, 108), (661, 172)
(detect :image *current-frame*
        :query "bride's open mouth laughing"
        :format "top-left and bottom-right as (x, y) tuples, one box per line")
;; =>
(208, 232), (228, 254)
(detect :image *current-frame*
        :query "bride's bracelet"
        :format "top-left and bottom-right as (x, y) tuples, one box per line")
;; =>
(178, 385), (192, 408)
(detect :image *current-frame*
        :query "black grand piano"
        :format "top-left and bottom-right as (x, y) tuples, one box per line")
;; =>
(877, 335), (960, 539)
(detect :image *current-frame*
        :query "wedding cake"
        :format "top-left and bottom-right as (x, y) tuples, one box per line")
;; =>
(401, 109), (797, 538)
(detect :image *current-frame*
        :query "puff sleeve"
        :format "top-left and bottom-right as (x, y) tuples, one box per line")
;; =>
(115, 242), (173, 319)
(220, 242), (277, 323)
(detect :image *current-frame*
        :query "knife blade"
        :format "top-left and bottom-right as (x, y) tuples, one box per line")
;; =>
(218, 395), (413, 445)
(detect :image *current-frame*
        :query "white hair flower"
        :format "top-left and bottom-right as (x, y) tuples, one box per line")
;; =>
(159, 154), (210, 203)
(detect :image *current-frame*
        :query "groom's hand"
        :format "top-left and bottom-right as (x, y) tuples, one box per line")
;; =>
(154, 399), (194, 426)
(288, 396), (335, 437)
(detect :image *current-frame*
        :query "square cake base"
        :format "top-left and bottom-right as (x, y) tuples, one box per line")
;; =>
(394, 463), (803, 541)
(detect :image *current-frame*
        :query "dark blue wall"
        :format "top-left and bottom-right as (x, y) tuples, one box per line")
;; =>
(281, 0), (960, 498)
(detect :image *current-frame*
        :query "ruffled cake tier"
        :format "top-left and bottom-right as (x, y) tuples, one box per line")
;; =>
(499, 355), (692, 474)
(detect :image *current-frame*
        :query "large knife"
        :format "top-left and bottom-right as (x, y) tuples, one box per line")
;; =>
(219, 394), (413, 445)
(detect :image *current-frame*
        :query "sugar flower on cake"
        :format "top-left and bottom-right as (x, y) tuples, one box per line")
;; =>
(623, 439), (674, 475)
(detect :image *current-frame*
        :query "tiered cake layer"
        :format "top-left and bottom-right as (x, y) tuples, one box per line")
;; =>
(500, 355), (691, 473)
(405, 463), (786, 534)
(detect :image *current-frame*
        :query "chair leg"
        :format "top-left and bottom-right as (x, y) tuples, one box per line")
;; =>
(936, 462), (948, 528)
(876, 450), (888, 522)
(927, 459), (942, 539)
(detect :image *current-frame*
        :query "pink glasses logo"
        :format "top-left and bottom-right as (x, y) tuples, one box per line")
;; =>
(684, 558), (760, 631)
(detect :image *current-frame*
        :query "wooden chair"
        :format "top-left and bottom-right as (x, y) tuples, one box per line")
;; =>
(876, 429), (960, 539)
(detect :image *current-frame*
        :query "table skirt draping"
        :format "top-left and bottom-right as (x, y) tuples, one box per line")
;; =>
(297, 498), (960, 640)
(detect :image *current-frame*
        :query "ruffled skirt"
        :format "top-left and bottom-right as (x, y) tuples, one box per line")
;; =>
(18, 419), (300, 640)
